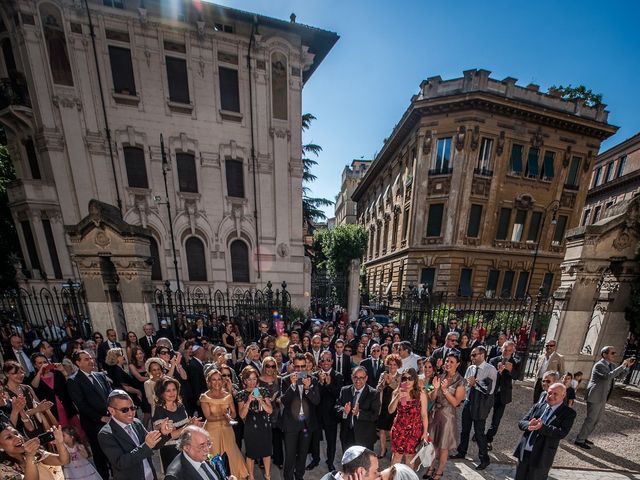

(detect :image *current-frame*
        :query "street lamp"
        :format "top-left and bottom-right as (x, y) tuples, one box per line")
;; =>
(159, 134), (181, 292)
(526, 199), (560, 297)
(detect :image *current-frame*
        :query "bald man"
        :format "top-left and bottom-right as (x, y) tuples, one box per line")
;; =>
(513, 383), (576, 480)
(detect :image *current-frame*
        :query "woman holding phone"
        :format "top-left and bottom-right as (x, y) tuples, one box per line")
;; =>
(237, 366), (273, 480)
(258, 356), (284, 469)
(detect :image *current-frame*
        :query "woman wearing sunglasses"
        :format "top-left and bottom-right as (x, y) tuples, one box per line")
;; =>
(388, 368), (429, 466)
(258, 356), (284, 469)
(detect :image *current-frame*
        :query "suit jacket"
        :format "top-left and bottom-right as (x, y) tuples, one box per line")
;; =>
(513, 402), (576, 478)
(32, 370), (77, 419)
(67, 370), (111, 426)
(336, 384), (381, 446)
(188, 358), (207, 397)
(318, 370), (344, 426)
(138, 335), (157, 358)
(469, 339), (484, 350)
(279, 375), (321, 432)
(431, 346), (461, 367)
(535, 351), (565, 377)
(584, 359), (628, 405)
(487, 343), (502, 361)
(360, 357), (384, 388)
(234, 359), (262, 377)
(489, 355), (520, 405)
(165, 452), (224, 480)
(98, 418), (169, 480)
(98, 341), (122, 367)
(334, 353), (352, 385)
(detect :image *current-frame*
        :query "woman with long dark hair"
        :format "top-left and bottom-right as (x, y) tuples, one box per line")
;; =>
(128, 346), (151, 426)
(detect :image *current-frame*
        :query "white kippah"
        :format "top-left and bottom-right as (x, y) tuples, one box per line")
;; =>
(341, 445), (366, 465)
(192, 345), (202, 352)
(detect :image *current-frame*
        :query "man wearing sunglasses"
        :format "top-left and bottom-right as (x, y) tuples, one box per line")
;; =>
(533, 340), (565, 403)
(99, 389), (172, 480)
(432, 332), (461, 371)
(337, 366), (381, 451)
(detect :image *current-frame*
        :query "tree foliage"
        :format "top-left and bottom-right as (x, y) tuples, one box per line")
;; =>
(302, 113), (333, 223)
(313, 224), (367, 275)
(625, 241), (640, 335)
(548, 84), (603, 107)
(0, 133), (19, 288)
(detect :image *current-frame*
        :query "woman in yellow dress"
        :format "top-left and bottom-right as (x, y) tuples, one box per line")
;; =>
(200, 369), (249, 479)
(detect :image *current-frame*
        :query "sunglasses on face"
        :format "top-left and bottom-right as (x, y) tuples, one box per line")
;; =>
(114, 405), (137, 413)
(264, 364), (276, 368)
(221, 374), (231, 378)
(352, 376), (366, 380)
(401, 376), (412, 381)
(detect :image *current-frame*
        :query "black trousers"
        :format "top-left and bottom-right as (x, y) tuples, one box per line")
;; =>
(272, 426), (285, 466)
(486, 398), (507, 442)
(340, 424), (356, 453)
(457, 401), (489, 463)
(310, 421), (338, 466)
(283, 428), (313, 480)
(515, 450), (550, 480)
(533, 378), (543, 403)
(84, 422), (110, 480)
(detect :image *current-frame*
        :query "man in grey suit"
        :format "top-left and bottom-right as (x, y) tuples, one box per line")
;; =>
(98, 389), (172, 480)
(574, 346), (636, 449)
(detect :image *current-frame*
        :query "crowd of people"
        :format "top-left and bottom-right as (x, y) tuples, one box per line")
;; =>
(0, 310), (636, 480)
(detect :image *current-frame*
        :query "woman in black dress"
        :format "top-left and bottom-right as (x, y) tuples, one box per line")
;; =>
(104, 348), (143, 406)
(258, 356), (283, 469)
(376, 353), (402, 458)
(457, 334), (472, 375)
(237, 366), (273, 480)
(128, 346), (151, 426)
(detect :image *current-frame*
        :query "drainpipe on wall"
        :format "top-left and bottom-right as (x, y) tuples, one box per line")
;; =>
(248, 16), (261, 279)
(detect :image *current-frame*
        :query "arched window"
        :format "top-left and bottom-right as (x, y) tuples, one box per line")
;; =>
(271, 52), (287, 120)
(149, 237), (162, 281)
(230, 240), (249, 283)
(185, 237), (206, 281)
(39, 4), (73, 86)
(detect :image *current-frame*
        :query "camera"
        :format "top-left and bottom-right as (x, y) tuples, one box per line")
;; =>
(37, 431), (55, 444)
(296, 372), (307, 385)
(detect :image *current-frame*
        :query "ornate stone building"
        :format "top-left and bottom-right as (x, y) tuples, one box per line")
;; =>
(352, 69), (617, 299)
(0, 0), (337, 308)
(335, 159), (371, 225)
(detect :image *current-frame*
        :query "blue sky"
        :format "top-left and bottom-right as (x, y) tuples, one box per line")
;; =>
(214, 0), (640, 218)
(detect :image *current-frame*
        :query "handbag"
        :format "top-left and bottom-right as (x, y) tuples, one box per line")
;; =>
(411, 439), (435, 469)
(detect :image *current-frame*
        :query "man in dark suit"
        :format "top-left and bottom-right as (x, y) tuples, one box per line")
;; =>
(192, 316), (212, 341)
(188, 346), (207, 415)
(308, 351), (344, 472)
(234, 343), (262, 375)
(5, 334), (35, 375)
(280, 353), (321, 480)
(333, 339), (352, 385)
(98, 390), (171, 480)
(486, 340), (520, 449)
(432, 332), (461, 371)
(487, 333), (507, 361)
(513, 382), (576, 480)
(67, 350), (112, 480)
(336, 366), (381, 451)
(165, 426), (228, 480)
(138, 323), (157, 358)
(97, 328), (122, 369)
(360, 344), (383, 388)
(443, 317), (462, 342)
(469, 328), (484, 350)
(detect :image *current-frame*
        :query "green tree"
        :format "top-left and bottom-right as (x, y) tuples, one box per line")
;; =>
(0, 130), (19, 288)
(302, 113), (333, 223)
(313, 224), (367, 275)
(548, 84), (603, 107)
(625, 241), (640, 335)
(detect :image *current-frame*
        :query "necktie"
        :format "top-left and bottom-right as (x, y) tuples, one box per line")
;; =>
(200, 463), (218, 480)
(90, 374), (106, 397)
(351, 390), (360, 428)
(373, 360), (377, 378)
(609, 362), (615, 372)
(16, 350), (29, 373)
(337, 356), (342, 375)
(147, 336), (153, 346)
(125, 424), (139, 445)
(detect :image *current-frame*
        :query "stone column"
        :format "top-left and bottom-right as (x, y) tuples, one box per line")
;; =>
(111, 254), (157, 336)
(348, 258), (361, 322)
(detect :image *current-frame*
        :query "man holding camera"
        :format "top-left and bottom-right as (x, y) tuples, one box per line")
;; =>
(280, 353), (320, 480)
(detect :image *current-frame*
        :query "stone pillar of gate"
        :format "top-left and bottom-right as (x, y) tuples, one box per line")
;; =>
(548, 196), (640, 375)
(67, 200), (157, 340)
(348, 258), (361, 323)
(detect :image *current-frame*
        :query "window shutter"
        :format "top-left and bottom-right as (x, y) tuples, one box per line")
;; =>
(509, 144), (523, 173)
(541, 151), (555, 179)
(526, 148), (539, 177)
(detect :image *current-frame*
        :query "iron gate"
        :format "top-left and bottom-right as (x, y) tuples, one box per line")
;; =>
(311, 271), (348, 317)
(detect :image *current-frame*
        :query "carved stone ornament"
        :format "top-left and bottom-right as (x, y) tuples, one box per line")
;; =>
(277, 243), (289, 258)
(563, 145), (572, 168)
(514, 193), (535, 210)
(584, 150), (593, 172)
(422, 130), (433, 155)
(95, 229), (111, 248)
(470, 126), (480, 151)
(496, 131), (505, 156)
(455, 126), (466, 151)
(532, 127), (544, 148)
(138, 8), (148, 26)
(196, 20), (206, 38)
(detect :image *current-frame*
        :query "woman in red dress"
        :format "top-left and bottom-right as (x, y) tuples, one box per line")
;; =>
(388, 367), (430, 465)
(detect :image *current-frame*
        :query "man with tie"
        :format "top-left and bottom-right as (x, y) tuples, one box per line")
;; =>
(360, 344), (383, 388)
(165, 426), (236, 480)
(98, 389), (172, 480)
(98, 329), (122, 369)
(513, 383), (576, 480)
(486, 340), (520, 450)
(234, 343), (262, 376)
(5, 334), (35, 375)
(139, 323), (157, 358)
(310, 334), (323, 365)
(432, 332), (461, 371)
(333, 339), (352, 385)
(336, 366), (381, 451)
(532, 340), (565, 403)
(280, 353), (320, 480)
(67, 350), (113, 479)
(574, 346), (636, 449)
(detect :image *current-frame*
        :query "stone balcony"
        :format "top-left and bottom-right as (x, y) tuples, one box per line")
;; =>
(7, 179), (58, 207)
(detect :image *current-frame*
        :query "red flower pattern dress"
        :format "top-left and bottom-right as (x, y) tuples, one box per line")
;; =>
(390, 396), (424, 455)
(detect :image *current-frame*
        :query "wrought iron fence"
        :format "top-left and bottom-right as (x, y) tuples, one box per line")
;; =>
(153, 281), (291, 342)
(311, 271), (348, 318)
(367, 286), (554, 378)
(0, 281), (92, 354)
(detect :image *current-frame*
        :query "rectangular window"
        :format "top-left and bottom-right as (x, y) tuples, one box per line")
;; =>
(458, 268), (473, 297)
(553, 215), (569, 243)
(166, 56), (189, 103)
(541, 151), (555, 179)
(501, 271), (515, 298)
(581, 208), (591, 226)
(515, 271), (529, 299)
(511, 209), (527, 242)
(477, 137), (493, 171)
(420, 268), (435, 292)
(23, 138), (41, 180)
(108, 46), (136, 95)
(486, 269), (500, 298)
(103, 0), (124, 8)
(467, 204), (482, 238)
(426, 203), (444, 237)
(402, 208), (409, 240)
(593, 206), (602, 223)
(616, 155), (627, 178)
(541, 272), (554, 297)
(566, 156), (581, 186)
(435, 137), (452, 172)
(496, 207), (512, 240)
(592, 166), (602, 187)
(219, 66), (240, 112)
(123, 146), (148, 189)
(525, 147), (539, 178)
(42, 219), (62, 279)
(527, 211), (543, 242)
(225, 159), (245, 198)
(176, 153), (198, 193)
(509, 144), (523, 174)
(20, 220), (41, 271)
(604, 162), (615, 183)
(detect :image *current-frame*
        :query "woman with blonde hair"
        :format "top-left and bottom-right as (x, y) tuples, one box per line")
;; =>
(143, 357), (166, 415)
(104, 348), (143, 406)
